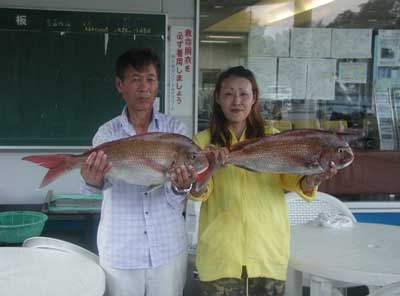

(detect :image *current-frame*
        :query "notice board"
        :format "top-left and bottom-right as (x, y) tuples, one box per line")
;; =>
(0, 8), (166, 146)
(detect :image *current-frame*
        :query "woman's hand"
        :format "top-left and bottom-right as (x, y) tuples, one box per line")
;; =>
(81, 150), (112, 188)
(301, 161), (338, 194)
(189, 145), (230, 197)
(204, 144), (229, 170)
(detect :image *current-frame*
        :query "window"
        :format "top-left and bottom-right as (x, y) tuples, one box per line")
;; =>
(198, 0), (400, 202)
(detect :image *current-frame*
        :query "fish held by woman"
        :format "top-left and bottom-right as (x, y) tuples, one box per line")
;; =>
(227, 129), (355, 175)
(23, 132), (211, 188)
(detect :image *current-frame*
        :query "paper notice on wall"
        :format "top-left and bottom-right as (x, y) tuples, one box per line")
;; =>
(331, 29), (372, 58)
(338, 62), (368, 84)
(278, 58), (307, 100)
(393, 89), (400, 147)
(248, 56), (277, 99)
(248, 26), (290, 57)
(377, 30), (400, 67)
(290, 28), (331, 58)
(169, 26), (193, 116)
(306, 58), (336, 100)
(375, 91), (397, 150)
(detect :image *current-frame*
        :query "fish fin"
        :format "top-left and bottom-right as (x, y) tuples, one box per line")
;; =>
(229, 163), (261, 172)
(304, 153), (324, 172)
(306, 161), (323, 171)
(22, 154), (79, 188)
(229, 138), (262, 152)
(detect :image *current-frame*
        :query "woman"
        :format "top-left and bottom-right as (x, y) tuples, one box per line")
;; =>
(189, 66), (337, 296)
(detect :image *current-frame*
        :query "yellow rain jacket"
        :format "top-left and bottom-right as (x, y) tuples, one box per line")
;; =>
(189, 127), (316, 281)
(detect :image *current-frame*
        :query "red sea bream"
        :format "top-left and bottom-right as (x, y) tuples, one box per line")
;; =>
(23, 132), (210, 188)
(227, 129), (354, 175)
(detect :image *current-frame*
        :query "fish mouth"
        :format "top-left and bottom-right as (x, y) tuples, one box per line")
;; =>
(195, 151), (216, 182)
(339, 156), (354, 169)
(337, 149), (355, 170)
(196, 166), (209, 175)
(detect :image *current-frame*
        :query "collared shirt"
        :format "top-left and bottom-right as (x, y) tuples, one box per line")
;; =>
(189, 127), (316, 282)
(81, 106), (189, 269)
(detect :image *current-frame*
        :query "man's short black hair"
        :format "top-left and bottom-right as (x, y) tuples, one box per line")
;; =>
(116, 48), (160, 80)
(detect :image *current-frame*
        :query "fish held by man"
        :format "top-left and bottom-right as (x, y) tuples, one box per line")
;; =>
(23, 132), (210, 188)
(227, 129), (354, 175)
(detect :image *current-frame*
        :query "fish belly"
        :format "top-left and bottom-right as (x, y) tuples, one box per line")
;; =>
(230, 152), (323, 175)
(106, 163), (166, 186)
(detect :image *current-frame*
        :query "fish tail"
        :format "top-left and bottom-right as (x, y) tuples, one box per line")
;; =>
(22, 154), (80, 188)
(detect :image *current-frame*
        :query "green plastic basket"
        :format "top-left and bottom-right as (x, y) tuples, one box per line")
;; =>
(0, 211), (48, 243)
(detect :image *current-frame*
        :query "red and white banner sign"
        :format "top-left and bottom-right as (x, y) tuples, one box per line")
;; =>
(169, 25), (193, 116)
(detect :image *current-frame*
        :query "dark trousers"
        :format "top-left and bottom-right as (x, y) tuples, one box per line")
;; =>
(200, 267), (285, 296)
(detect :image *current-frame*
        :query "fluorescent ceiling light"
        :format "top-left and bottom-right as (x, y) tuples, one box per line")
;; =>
(205, 0), (335, 32)
(303, 0), (335, 11)
(207, 35), (244, 39)
(250, 0), (335, 25)
(200, 40), (229, 44)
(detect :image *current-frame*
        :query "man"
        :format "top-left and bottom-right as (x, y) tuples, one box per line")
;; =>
(80, 48), (195, 296)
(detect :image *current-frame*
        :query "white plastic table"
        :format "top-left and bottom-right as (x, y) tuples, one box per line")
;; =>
(0, 247), (105, 296)
(288, 223), (400, 296)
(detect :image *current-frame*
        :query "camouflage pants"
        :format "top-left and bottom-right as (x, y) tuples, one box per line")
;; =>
(200, 277), (285, 296)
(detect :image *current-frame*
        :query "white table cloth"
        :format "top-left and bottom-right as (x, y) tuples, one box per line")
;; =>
(289, 223), (400, 296)
(0, 247), (105, 296)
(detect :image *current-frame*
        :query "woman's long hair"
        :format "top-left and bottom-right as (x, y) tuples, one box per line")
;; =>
(210, 66), (265, 147)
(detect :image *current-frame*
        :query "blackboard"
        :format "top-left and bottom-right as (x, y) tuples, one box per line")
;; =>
(0, 8), (166, 146)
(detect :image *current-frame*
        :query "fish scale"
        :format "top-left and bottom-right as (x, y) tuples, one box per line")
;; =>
(23, 132), (210, 188)
(227, 129), (354, 175)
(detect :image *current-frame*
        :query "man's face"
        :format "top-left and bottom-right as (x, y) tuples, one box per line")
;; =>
(115, 64), (159, 112)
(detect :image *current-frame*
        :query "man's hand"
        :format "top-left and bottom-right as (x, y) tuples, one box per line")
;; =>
(81, 150), (112, 188)
(169, 164), (197, 193)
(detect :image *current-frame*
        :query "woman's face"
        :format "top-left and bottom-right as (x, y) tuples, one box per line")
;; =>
(216, 76), (256, 126)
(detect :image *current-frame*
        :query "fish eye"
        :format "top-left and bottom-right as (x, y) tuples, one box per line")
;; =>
(191, 154), (197, 160)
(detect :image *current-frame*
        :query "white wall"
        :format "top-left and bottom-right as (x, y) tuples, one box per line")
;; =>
(0, 0), (195, 204)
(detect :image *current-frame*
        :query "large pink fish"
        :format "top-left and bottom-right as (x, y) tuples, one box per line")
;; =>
(227, 129), (354, 175)
(23, 132), (210, 188)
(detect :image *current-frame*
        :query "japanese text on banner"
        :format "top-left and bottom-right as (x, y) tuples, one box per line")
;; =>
(169, 26), (193, 116)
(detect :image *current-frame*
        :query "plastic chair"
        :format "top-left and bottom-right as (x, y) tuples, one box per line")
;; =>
(285, 191), (358, 296)
(23, 236), (99, 263)
(286, 191), (356, 225)
(367, 282), (400, 296)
